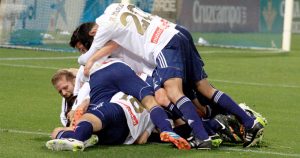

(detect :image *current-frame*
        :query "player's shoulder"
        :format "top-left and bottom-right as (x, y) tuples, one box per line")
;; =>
(104, 3), (125, 14)
(96, 3), (125, 25)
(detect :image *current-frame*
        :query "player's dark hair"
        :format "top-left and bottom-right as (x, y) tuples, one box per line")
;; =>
(69, 22), (96, 50)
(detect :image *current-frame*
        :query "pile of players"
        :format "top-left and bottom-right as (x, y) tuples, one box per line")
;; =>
(46, 3), (267, 152)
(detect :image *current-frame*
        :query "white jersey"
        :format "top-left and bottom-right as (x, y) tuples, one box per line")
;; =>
(72, 82), (90, 111)
(73, 66), (86, 96)
(110, 92), (155, 144)
(59, 82), (90, 127)
(78, 3), (178, 66)
(72, 65), (91, 110)
(60, 98), (68, 127)
(110, 47), (156, 76)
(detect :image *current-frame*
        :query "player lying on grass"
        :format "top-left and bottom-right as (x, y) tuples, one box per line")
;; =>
(74, 3), (264, 148)
(51, 68), (82, 127)
(46, 57), (191, 151)
(50, 68), (152, 147)
(49, 67), (193, 150)
(48, 91), (156, 150)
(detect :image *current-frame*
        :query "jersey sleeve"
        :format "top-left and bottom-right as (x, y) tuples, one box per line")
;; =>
(73, 66), (84, 96)
(72, 82), (90, 111)
(60, 98), (68, 127)
(78, 15), (116, 65)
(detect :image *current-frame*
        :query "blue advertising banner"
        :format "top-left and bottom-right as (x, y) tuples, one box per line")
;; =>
(80, 0), (120, 23)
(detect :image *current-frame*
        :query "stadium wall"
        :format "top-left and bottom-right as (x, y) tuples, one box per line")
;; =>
(0, 0), (298, 51)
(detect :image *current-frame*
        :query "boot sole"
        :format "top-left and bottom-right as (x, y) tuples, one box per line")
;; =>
(160, 132), (191, 150)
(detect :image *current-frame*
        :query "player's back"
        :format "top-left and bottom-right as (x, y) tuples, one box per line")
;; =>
(98, 3), (178, 64)
(110, 47), (156, 76)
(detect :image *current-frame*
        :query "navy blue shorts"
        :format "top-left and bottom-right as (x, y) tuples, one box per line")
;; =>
(154, 31), (207, 88)
(89, 62), (154, 104)
(154, 33), (184, 85)
(86, 102), (129, 145)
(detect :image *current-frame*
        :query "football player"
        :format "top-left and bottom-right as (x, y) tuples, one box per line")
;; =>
(51, 68), (80, 127)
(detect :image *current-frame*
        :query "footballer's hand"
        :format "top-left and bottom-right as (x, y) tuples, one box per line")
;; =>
(83, 61), (93, 77)
(77, 99), (90, 113)
(67, 110), (75, 122)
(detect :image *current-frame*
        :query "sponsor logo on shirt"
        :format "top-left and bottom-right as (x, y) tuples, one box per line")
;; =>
(151, 19), (170, 44)
(91, 102), (104, 110)
(117, 101), (139, 126)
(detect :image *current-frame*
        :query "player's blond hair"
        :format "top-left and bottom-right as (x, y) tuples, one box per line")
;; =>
(51, 68), (77, 86)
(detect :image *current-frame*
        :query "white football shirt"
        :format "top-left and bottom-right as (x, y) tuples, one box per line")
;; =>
(110, 92), (155, 144)
(78, 3), (178, 67)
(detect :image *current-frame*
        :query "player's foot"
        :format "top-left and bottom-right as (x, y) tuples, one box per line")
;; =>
(243, 120), (264, 147)
(215, 115), (240, 143)
(187, 136), (212, 150)
(226, 115), (244, 143)
(84, 134), (99, 148)
(239, 103), (268, 127)
(160, 131), (191, 150)
(209, 134), (223, 148)
(46, 138), (84, 151)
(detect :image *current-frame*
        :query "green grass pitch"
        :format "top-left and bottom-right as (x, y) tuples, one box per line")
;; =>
(0, 34), (300, 158)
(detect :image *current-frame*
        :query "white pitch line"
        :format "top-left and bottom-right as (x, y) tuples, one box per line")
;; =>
(0, 56), (77, 61)
(1, 128), (300, 157)
(0, 128), (50, 136)
(220, 148), (300, 157)
(0, 63), (60, 70)
(210, 79), (300, 89)
(200, 50), (283, 54)
(1, 63), (299, 89)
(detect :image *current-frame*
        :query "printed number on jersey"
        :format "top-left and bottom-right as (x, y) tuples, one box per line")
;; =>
(119, 93), (145, 113)
(120, 4), (152, 35)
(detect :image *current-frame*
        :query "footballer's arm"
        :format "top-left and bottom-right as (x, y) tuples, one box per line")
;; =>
(84, 41), (120, 76)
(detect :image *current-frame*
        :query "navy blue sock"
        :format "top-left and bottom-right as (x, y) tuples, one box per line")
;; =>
(212, 90), (254, 129)
(166, 103), (183, 120)
(150, 106), (173, 132)
(73, 121), (93, 141)
(207, 119), (224, 132)
(176, 96), (209, 140)
(56, 130), (75, 139)
(202, 120), (216, 136)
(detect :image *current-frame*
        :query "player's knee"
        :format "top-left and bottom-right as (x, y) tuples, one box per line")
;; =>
(141, 95), (158, 111)
(154, 89), (170, 107)
(163, 79), (184, 102)
(196, 80), (216, 99)
(164, 87), (184, 103)
(78, 113), (102, 132)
